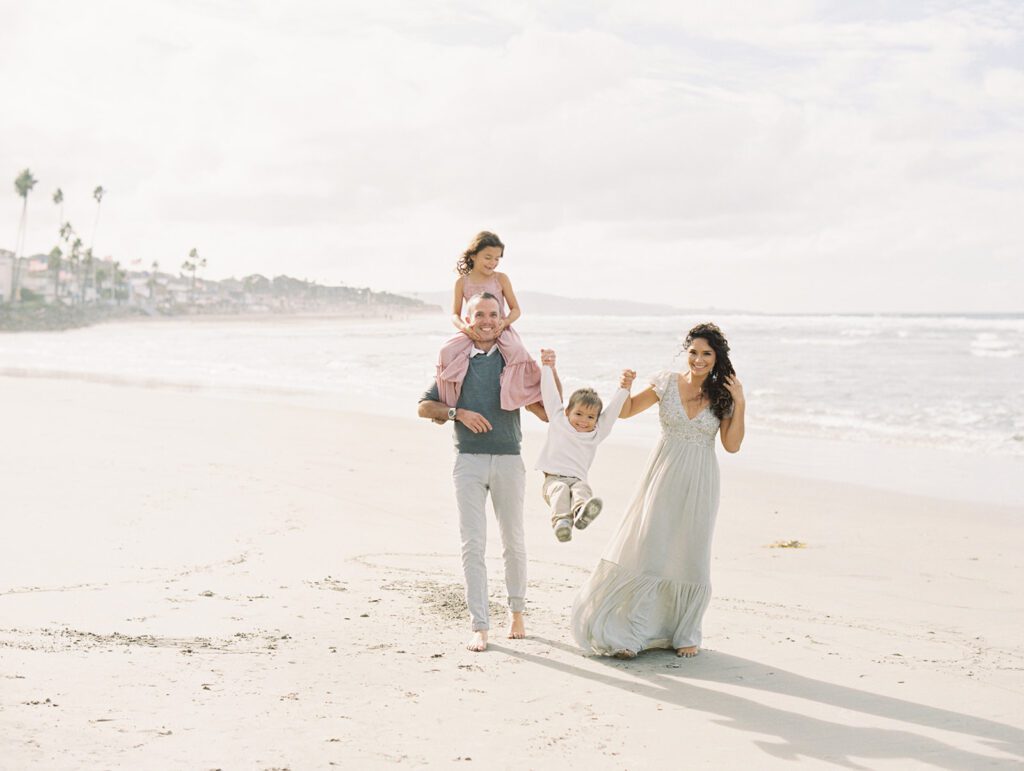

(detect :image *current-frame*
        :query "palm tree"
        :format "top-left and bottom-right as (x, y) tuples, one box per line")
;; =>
(95, 266), (108, 302)
(181, 247), (206, 303)
(12, 168), (38, 302)
(58, 222), (74, 300)
(70, 237), (83, 303)
(88, 186), (104, 301)
(53, 188), (64, 225)
(81, 247), (94, 304)
(147, 260), (159, 302)
(91, 185), (105, 250)
(48, 246), (62, 301)
(113, 261), (127, 305)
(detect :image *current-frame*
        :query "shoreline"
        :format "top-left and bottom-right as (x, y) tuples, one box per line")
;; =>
(114, 305), (442, 325)
(2, 311), (1019, 480)
(0, 302), (439, 333)
(2, 362), (1020, 508)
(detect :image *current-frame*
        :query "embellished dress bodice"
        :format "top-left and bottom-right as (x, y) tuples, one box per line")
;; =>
(658, 374), (720, 448)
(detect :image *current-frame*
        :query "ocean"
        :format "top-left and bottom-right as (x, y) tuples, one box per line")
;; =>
(2, 311), (1021, 504)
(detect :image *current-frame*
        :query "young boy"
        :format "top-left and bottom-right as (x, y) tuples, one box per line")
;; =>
(535, 348), (635, 542)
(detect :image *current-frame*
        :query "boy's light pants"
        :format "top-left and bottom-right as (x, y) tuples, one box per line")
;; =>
(453, 453), (527, 631)
(542, 473), (593, 527)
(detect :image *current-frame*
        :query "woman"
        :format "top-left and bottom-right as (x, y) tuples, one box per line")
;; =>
(571, 322), (745, 658)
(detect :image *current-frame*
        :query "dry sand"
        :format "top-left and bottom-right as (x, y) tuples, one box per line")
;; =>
(1, 376), (1022, 769)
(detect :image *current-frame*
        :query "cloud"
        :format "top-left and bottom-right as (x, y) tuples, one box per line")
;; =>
(0, 0), (1021, 311)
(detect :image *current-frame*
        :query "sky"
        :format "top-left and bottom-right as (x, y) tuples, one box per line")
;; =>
(1, 0), (1022, 313)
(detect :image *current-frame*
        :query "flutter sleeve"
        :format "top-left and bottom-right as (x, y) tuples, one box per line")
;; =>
(649, 369), (673, 401)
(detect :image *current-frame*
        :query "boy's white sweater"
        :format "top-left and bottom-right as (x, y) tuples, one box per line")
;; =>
(534, 365), (629, 480)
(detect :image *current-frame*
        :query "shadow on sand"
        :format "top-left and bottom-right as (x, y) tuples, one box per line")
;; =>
(487, 637), (1023, 769)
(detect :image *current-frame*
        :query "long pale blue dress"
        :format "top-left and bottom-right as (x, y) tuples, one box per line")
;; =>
(571, 370), (726, 654)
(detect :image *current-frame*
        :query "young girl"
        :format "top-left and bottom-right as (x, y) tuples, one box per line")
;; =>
(436, 231), (542, 410)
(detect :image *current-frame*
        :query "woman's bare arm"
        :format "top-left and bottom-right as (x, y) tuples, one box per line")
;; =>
(719, 375), (746, 453)
(620, 385), (659, 418)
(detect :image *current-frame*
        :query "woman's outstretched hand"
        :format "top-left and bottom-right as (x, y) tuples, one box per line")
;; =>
(620, 369), (637, 389)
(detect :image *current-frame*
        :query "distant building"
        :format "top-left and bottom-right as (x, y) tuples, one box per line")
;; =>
(19, 254), (57, 304)
(0, 249), (13, 303)
(128, 275), (152, 300)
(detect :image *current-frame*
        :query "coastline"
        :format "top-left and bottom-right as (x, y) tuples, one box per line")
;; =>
(0, 302), (148, 332)
(1, 374), (1021, 767)
(117, 305), (443, 325)
(0, 302), (439, 333)
(1, 341), (1020, 509)
(4, 361), (1018, 511)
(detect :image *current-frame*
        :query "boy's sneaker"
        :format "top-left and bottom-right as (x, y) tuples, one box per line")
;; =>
(574, 498), (603, 530)
(554, 518), (573, 542)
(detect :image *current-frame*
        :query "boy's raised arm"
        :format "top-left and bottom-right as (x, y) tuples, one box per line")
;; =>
(539, 349), (564, 420)
(596, 369), (635, 441)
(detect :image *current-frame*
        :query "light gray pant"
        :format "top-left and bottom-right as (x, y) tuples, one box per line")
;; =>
(453, 453), (527, 631)
(542, 473), (593, 527)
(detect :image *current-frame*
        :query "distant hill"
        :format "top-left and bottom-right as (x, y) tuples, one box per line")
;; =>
(404, 290), (693, 316)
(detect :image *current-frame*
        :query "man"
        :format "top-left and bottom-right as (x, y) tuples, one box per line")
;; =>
(418, 292), (547, 652)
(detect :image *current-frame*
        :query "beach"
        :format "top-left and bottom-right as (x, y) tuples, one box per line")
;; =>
(2, 373), (1022, 769)
(6, 1), (1023, 763)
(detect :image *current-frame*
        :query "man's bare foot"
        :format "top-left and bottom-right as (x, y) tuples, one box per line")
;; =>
(676, 646), (699, 658)
(613, 649), (637, 659)
(466, 630), (488, 652)
(508, 612), (526, 639)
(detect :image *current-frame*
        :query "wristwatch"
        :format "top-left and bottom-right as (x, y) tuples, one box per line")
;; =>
(448, 407), (458, 422)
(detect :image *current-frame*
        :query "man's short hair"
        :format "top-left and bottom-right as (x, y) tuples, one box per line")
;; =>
(466, 291), (499, 308)
(567, 388), (602, 414)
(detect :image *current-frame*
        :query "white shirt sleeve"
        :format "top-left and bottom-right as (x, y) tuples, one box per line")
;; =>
(540, 365), (564, 420)
(595, 387), (629, 441)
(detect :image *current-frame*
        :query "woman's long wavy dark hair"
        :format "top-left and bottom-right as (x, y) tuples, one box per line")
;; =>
(684, 322), (735, 420)
(456, 231), (504, 276)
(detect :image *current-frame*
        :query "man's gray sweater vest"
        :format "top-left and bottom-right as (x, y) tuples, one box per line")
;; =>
(421, 350), (522, 455)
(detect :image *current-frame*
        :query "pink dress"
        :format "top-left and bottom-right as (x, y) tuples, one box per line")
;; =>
(436, 274), (542, 410)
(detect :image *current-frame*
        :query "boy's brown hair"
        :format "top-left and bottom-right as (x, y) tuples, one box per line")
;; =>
(567, 388), (602, 414)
